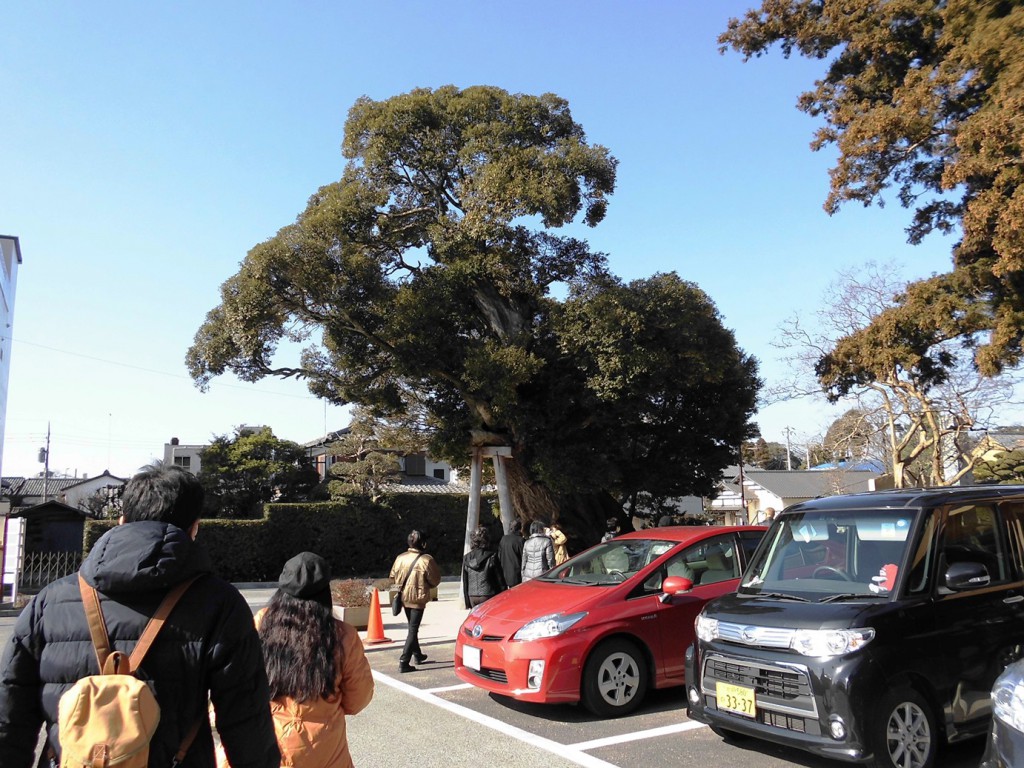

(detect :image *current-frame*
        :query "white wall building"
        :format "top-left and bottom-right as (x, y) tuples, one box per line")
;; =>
(163, 437), (205, 475)
(0, 236), (21, 479)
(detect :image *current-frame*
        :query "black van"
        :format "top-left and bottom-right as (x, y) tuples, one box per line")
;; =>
(686, 486), (1024, 768)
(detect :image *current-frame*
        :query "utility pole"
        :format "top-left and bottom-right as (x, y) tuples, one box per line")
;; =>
(783, 427), (794, 471)
(40, 423), (51, 501)
(737, 444), (746, 525)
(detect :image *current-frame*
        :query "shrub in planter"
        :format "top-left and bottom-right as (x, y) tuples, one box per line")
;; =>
(330, 578), (375, 630)
(330, 578), (374, 607)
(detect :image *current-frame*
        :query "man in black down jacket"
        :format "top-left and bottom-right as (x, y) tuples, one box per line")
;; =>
(0, 465), (280, 768)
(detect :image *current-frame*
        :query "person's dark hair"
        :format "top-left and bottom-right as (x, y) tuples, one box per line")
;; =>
(606, 517), (619, 532)
(509, 519), (522, 535)
(120, 465), (204, 531)
(529, 520), (545, 536)
(408, 529), (427, 549)
(471, 526), (491, 550)
(259, 590), (339, 702)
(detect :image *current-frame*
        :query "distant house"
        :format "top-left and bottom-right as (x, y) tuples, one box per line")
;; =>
(707, 467), (881, 524)
(1, 470), (125, 511)
(163, 436), (206, 475)
(958, 430), (1024, 485)
(303, 428), (464, 493)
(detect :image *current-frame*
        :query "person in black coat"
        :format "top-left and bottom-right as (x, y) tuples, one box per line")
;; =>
(462, 526), (506, 608)
(497, 518), (525, 588)
(0, 465), (280, 768)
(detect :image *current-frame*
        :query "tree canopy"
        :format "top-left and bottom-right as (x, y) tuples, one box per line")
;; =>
(198, 427), (319, 518)
(187, 86), (760, 537)
(721, 1), (1024, 375)
(973, 447), (1024, 484)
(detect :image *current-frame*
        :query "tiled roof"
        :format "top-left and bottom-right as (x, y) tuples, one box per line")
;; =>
(2, 477), (81, 497)
(378, 475), (474, 495)
(302, 428), (352, 449)
(743, 469), (879, 500)
(1, 472), (124, 499)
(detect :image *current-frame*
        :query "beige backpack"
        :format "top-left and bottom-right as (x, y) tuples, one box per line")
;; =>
(54, 574), (200, 768)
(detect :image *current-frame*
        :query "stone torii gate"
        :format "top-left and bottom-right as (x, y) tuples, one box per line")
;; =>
(463, 445), (514, 554)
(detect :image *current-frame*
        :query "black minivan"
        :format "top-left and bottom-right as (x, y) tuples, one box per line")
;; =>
(686, 486), (1024, 768)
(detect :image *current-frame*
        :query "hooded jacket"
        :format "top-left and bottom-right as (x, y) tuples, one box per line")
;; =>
(461, 548), (505, 607)
(0, 521), (280, 768)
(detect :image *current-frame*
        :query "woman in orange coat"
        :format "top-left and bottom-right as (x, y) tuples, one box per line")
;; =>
(255, 552), (375, 768)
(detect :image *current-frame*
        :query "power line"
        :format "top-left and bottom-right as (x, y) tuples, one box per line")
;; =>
(2, 335), (318, 400)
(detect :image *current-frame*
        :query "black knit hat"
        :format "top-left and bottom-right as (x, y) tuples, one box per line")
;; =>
(278, 552), (332, 607)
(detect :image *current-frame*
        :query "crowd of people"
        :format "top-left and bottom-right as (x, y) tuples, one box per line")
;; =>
(0, 463), (635, 767)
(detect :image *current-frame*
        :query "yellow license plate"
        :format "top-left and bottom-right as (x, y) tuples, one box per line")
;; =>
(716, 681), (756, 717)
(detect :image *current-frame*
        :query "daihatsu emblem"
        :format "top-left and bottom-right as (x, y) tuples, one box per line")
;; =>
(741, 626), (757, 643)
(471, 624), (483, 638)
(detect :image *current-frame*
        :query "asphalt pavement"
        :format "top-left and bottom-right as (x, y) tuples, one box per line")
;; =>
(2, 580), (987, 768)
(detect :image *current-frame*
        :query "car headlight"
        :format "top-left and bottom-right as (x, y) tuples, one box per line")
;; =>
(512, 612), (587, 641)
(993, 665), (1024, 732)
(695, 613), (719, 642)
(790, 628), (875, 657)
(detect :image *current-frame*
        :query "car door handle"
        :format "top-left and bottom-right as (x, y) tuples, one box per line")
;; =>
(1004, 595), (1024, 604)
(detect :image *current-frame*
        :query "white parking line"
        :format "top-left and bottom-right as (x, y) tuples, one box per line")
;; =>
(373, 670), (618, 768)
(425, 682), (475, 693)
(568, 720), (706, 750)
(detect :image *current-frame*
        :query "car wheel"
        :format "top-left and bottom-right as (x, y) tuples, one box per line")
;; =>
(868, 687), (938, 768)
(581, 638), (648, 717)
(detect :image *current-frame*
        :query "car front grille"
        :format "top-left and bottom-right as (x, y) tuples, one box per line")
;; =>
(461, 626), (504, 642)
(467, 666), (508, 684)
(702, 652), (819, 735)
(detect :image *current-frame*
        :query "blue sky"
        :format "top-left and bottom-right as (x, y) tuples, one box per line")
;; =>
(1, 1), (961, 479)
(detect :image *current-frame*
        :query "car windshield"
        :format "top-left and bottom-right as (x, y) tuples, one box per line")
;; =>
(739, 509), (919, 601)
(537, 538), (676, 585)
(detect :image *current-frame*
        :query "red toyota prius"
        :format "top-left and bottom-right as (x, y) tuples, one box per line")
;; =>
(454, 525), (765, 717)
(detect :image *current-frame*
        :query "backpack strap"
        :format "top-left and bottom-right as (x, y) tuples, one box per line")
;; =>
(78, 574), (201, 673)
(128, 576), (200, 672)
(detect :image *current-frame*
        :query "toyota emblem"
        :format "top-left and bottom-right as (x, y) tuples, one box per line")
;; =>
(471, 624), (483, 638)
(741, 626), (757, 643)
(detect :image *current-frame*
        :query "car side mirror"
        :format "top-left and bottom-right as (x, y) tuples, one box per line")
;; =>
(660, 575), (694, 603)
(944, 560), (990, 591)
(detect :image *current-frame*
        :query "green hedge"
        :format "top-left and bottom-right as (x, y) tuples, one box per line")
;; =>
(84, 493), (489, 583)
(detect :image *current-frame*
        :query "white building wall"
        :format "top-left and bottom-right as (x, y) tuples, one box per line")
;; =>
(163, 441), (204, 475)
(0, 236), (21, 480)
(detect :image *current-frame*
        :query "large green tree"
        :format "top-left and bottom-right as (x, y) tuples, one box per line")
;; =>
(187, 86), (759, 540)
(198, 427), (319, 518)
(722, 1), (1024, 375)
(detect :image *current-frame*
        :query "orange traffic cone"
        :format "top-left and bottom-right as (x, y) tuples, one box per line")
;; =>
(363, 588), (393, 645)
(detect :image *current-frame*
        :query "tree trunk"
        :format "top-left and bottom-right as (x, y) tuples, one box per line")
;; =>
(503, 457), (622, 556)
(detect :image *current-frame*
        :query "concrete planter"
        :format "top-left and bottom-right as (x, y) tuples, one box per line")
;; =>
(332, 604), (370, 630)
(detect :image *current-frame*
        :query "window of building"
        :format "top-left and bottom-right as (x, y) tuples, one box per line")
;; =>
(173, 456), (191, 471)
(433, 468), (446, 480)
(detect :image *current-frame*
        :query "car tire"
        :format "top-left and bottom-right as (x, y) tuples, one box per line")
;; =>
(867, 687), (939, 768)
(581, 638), (648, 717)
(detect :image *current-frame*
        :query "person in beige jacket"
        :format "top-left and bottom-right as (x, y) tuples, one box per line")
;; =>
(250, 552), (374, 768)
(389, 530), (442, 673)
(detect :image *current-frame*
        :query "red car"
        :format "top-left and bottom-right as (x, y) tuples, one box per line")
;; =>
(454, 525), (765, 717)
